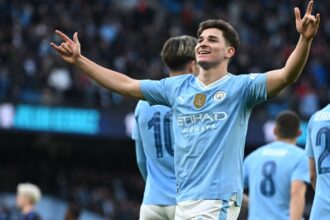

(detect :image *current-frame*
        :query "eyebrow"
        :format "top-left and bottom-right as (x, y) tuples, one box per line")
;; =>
(208, 35), (219, 40)
(198, 35), (219, 40)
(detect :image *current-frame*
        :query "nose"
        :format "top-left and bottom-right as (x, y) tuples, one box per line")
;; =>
(198, 39), (209, 48)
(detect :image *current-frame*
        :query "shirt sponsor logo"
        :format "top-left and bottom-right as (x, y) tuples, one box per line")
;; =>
(193, 93), (206, 109)
(177, 112), (227, 134)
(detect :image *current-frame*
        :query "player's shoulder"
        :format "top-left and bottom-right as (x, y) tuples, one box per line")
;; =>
(135, 100), (171, 115)
(164, 73), (194, 83)
(309, 104), (330, 123)
(229, 72), (266, 85)
(135, 100), (150, 112)
(245, 145), (267, 162)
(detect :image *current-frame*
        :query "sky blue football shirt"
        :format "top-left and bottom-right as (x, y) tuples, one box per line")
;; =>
(306, 104), (330, 220)
(132, 100), (176, 205)
(140, 73), (267, 205)
(244, 141), (310, 220)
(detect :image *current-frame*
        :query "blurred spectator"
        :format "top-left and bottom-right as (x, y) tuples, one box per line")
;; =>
(64, 204), (81, 220)
(16, 183), (42, 220)
(0, 0), (327, 115)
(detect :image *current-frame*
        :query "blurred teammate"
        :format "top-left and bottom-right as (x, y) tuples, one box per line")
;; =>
(16, 183), (42, 220)
(51, 1), (319, 219)
(243, 110), (310, 220)
(132, 35), (198, 220)
(306, 104), (330, 220)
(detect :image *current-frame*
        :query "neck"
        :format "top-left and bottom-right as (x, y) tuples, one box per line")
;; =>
(169, 69), (190, 77)
(22, 204), (34, 214)
(198, 62), (228, 86)
(276, 137), (297, 145)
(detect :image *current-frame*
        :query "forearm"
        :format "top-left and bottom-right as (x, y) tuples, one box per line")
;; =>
(282, 35), (313, 84)
(311, 177), (316, 190)
(290, 193), (305, 220)
(75, 55), (143, 99)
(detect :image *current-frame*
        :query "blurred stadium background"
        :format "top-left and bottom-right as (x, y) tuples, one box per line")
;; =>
(0, 0), (329, 219)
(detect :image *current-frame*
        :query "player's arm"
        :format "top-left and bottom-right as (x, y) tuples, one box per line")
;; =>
(290, 180), (307, 220)
(266, 1), (320, 98)
(309, 158), (316, 190)
(135, 141), (148, 181)
(50, 31), (143, 99)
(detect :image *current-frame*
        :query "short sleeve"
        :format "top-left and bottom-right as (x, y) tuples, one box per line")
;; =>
(140, 79), (171, 107)
(305, 120), (314, 158)
(291, 155), (310, 183)
(244, 73), (268, 108)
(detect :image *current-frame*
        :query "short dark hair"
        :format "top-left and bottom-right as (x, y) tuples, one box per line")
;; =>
(197, 19), (240, 54)
(275, 110), (300, 139)
(161, 35), (197, 71)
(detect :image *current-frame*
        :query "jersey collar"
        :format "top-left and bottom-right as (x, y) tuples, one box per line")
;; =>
(196, 74), (232, 90)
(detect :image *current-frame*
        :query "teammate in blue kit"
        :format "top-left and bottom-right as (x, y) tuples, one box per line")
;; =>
(305, 104), (330, 220)
(51, 1), (320, 219)
(132, 35), (198, 220)
(243, 110), (310, 220)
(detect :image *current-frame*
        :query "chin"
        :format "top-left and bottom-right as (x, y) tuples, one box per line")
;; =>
(197, 60), (218, 70)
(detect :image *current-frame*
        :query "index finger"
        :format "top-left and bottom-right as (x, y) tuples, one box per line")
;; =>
(305, 0), (314, 15)
(55, 30), (74, 43)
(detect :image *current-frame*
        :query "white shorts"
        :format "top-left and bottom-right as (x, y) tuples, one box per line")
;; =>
(175, 199), (241, 220)
(140, 204), (176, 220)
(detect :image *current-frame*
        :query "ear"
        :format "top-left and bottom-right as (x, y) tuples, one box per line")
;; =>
(273, 127), (278, 136)
(225, 47), (235, 59)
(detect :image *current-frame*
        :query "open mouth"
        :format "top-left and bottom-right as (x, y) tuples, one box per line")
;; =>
(198, 50), (211, 55)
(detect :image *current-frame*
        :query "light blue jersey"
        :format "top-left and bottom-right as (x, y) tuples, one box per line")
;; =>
(306, 104), (330, 220)
(140, 73), (267, 205)
(132, 100), (176, 205)
(243, 141), (310, 220)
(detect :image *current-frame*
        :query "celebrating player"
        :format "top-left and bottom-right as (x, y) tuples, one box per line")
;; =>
(243, 110), (310, 220)
(132, 35), (198, 220)
(305, 104), (330, 220)
(51, 1), (320, 219)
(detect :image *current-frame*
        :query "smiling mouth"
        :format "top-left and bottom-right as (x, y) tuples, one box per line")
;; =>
(198, 51), (211, 55)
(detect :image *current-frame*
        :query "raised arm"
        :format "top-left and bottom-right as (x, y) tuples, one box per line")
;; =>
(50, 31), (143, 99)
(266, 0), (320, 98)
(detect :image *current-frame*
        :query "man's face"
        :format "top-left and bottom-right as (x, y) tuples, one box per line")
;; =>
(16, 194), (29, 209)
(195, 28), (231, 69)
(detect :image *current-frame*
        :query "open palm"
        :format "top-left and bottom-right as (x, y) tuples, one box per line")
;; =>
(295, 1), (320, 40)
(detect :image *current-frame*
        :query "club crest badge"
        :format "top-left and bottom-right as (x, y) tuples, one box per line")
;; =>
(214, 91), (226, 102)
(193, 93), (206, 109)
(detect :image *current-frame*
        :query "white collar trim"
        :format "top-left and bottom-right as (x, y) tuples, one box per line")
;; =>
(196, 74), (231, 90)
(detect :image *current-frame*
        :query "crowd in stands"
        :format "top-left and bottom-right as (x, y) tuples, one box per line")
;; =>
(0, 147), (144, 219)
(0, 0), (329, 118)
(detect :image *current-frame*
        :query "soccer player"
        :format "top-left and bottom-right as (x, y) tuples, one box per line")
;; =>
(305, 104), (330, 220)
(243, 110), (310, 220)
(16, 183), (42, 220)
(132, 35), (198, 220)
(51, 1), (320, 219)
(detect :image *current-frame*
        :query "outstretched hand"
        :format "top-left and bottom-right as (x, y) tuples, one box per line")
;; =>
(50, 30), (81, 64)
(294, 0), (320, 40)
